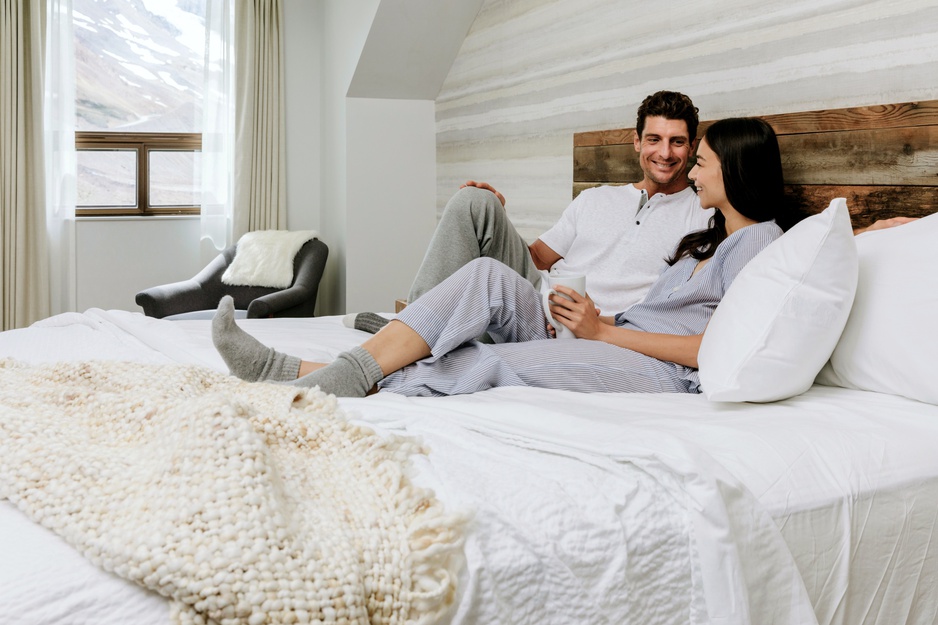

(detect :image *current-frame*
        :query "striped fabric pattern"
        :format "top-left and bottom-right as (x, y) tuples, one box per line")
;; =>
(381, 222), (782, 397)
(616, 221), (783, 335)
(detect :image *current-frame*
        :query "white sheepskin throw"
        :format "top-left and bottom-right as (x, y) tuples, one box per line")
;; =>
(0, 359), (464, 625)
(222, 230), (319, 288)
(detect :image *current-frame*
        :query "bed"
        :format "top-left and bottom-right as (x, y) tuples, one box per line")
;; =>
(2, 100), (938, 625)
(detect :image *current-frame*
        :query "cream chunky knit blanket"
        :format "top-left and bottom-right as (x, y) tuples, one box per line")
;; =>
(0, 359), (465, 625)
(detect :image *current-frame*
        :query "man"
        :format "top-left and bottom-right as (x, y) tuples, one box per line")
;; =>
(348, 90), (713, 333)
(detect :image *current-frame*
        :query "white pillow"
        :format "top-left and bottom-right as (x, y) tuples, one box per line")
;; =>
(698, 198), (858, 402)
(815, 211), (938, 405)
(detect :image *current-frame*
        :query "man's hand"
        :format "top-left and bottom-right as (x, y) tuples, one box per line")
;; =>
(854, 216), (919, 235)
(544, 286), (604, 339)
(461, 180), (506, 207)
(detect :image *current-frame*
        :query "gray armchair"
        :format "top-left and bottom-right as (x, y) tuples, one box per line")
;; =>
(135, 238), (328, 319)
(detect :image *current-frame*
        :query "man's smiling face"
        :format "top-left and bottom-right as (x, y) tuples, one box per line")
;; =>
(633, 116), (693, 195)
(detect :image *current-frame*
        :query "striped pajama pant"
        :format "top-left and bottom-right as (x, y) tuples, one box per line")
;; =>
(379, 258), (696, 397)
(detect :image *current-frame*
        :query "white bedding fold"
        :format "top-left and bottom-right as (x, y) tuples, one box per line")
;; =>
(344, 391), (818, 625)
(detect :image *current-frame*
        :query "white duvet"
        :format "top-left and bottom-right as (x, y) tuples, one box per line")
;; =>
(2, 310), (938, 625)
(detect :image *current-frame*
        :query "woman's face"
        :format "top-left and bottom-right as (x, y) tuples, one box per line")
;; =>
(688, 138), (728, 211)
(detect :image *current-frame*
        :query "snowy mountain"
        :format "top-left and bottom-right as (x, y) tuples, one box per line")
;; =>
(74, 0), (206, 132)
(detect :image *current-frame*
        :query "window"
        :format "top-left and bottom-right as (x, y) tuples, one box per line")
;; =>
(74, 0), (205, 216)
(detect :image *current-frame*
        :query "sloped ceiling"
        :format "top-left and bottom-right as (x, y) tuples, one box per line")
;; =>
(347, 0), (484, 100)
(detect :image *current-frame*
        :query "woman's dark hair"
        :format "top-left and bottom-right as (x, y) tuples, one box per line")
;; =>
(668, 117), (789, 264)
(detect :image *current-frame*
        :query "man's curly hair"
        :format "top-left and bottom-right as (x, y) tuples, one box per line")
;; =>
(635, 91), (699, 140)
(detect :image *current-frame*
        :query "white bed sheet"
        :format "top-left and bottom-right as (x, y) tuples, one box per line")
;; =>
(2, 311), (937, 624)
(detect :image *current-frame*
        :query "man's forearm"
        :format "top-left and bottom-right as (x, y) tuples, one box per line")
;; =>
(528, 239), (563, 271)
(853, 216), (918, 235)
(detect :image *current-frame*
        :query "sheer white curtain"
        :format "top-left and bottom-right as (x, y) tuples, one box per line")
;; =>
(201, 0), (286, 252)
(43, 0), (76, 318)
(200, 0), (235, 252)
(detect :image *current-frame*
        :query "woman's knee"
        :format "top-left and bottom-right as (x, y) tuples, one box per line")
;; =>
(447, 257), (512, 289)
(464, 256), (506, 276)
(458, 257), (526, 292)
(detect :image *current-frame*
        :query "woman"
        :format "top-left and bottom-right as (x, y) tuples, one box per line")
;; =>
(213, 117), (791, 398)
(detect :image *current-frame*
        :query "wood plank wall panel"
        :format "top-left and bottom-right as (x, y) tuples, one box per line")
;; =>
(778, 128), (938, 186)
(761, 100), (938, 135)
(788, 186), (938, 225)
(573, 100), (938, 228)
(436, 0), (938, 242)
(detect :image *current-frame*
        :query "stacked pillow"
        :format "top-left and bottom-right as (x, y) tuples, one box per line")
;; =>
(815, 211), (938, 405)
(698, 198), (858, 402)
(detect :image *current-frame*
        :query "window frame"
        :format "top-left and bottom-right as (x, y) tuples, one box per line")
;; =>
(75, 132), (202, 217)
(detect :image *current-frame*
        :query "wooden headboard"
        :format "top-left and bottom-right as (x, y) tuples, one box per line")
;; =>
(573, 100), (938, 229)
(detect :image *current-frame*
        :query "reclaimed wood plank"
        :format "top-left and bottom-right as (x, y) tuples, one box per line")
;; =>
(573, 128), (634, 148)
(764, 100), (938, 135)
(573, 145), (640, 183)
(778, 127), (938, 185)
(786, 185), (938, 226)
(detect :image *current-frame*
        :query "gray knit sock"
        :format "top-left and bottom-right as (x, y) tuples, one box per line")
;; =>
(212, 295), (301, 382)
(341, 312), (391, 334)
(290, 346), (384, 397)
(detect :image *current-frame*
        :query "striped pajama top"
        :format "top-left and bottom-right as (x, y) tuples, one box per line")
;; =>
(616, 219), (783, 389)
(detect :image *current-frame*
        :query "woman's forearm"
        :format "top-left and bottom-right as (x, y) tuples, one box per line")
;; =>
(594, 324), (702, 368)
(546, 288), (702, 366)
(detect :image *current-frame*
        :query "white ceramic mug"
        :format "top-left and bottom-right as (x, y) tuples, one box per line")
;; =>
(542, 274), (586, 339)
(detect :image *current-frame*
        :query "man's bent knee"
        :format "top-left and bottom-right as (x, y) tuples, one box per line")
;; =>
(444, 186), (504, 222)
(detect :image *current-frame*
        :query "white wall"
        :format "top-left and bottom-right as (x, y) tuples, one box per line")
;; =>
(282, 0), (322, 235)
(75, 217), (201, 312)
(345, 98), (436, 312)
(315, 0), (381, 316)
(317, 0), (472, 314)
(436, 0), (938, 243)
(348, 0), (484, 100)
